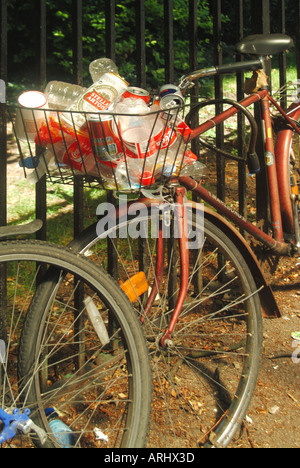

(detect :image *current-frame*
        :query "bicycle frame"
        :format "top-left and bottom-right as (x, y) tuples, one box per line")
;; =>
(180, 88), (300, 257)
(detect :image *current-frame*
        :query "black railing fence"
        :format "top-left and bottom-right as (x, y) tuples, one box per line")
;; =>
(0, 0), (300, 238)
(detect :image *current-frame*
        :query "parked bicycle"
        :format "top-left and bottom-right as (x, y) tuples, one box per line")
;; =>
(0, 222), (152, 447)
(6, 33), (299, 448)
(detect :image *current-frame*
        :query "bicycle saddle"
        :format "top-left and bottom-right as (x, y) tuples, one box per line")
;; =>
(236, 33), (294, 56)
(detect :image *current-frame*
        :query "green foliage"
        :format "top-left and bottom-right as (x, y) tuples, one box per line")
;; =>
(5, 0), (298, 96)
(6, 0), (215, 92)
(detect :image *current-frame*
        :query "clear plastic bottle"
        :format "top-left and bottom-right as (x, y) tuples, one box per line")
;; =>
(115, 158), (156, 190)
(45, 408), (76, 448)
(89, 58), (119, 83)
(44, 81), (87, 110)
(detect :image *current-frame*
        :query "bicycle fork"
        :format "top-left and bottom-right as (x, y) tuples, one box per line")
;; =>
(141, 187), (190, 348)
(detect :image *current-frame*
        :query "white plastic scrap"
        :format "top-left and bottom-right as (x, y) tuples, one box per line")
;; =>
(94, 427), (109, 443)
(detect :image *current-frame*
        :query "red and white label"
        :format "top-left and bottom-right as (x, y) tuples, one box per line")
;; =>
(84, 91), (111, 111)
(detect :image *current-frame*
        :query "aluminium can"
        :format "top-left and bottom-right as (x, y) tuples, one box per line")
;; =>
(159, 84), (185, 109)
(122, 87), (150, 104)
(87, 115), (123, 161)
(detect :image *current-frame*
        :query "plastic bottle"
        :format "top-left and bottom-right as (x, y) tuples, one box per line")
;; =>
(115, 157), (156, 190)
(44, 81), (87, 110)
(180, 159), (207, 181)
(45, 408), (76, 448)
(62, 72), (129, 129)
(115, 98), (151, 133)
(89, 58), (119, 83)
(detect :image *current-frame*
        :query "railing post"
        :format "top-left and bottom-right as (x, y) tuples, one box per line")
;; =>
(34, 0), (47, 241)
(136, 0), (146, 88)
(164, 0), (174, 83)
(251, 0), (271, 229)
(212, 0), (225, 202)
(105, 0), (118, 280)
(72, 0), (84, 240)
(0, 0), (7, 346)
(296, 1), (300, 79)
(105, 0), (116, 62)
(279, 0), (287, 110)
(236, 0), (247, 221)
(189, 0), (200, 162)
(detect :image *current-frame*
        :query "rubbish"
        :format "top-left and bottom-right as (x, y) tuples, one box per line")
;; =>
(291, 331), (300, 341)
(15, 62), (202, 189)
(122, 86), (150, 104)
(159, 84), (185, 108)
(245, 415), (253, 425)
(15, 91), (47, 142)
(89, 58), (119, 82)
(45, 407), (77, 448)
(44, 81), (87, 110)
(269, 405), (280, 415)
(94, 427), (109, 443)
(63, 72), (129, 128)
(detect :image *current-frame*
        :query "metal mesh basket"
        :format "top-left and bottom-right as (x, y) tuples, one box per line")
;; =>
(6, 104), (197, 192)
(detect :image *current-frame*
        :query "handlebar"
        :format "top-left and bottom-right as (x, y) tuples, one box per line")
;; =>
(180, 58), (264, 89)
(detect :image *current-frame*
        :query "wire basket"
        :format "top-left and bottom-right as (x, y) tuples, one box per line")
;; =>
(6, 104), (199, 192)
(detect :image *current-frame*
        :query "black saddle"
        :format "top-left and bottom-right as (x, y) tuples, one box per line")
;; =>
(236, 33), (294, 56)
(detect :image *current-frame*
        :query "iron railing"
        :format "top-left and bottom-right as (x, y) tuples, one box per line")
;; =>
(0, 0), (299, 237)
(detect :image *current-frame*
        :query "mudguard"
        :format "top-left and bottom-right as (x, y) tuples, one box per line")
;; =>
(202, 205), (280, 318)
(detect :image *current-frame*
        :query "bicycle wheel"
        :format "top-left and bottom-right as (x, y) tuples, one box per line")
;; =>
(0, 240), (152, 448)
(68, 203), (263, 448)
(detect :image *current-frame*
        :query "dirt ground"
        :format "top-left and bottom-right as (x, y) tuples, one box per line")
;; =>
(230, 255), (300, 448)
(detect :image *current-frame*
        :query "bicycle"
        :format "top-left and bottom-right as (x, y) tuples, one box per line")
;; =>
(6, 33), (299, 448)
(0, 221), (152, 447)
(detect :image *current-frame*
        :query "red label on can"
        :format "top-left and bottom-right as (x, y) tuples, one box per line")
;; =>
(84, 91), (111, 111)
(88, 118), (123, 160)
(122, 87), (150, 104)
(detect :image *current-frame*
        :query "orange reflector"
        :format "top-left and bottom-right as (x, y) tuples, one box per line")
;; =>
(291, 175), (299, 196)
(120, 272), (149, 303)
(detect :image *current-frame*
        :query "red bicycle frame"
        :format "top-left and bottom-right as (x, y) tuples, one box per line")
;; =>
(180, 88), (300, 257)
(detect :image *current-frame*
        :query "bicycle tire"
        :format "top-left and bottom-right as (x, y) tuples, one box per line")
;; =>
(67, 206), (263, 448)
(0, 240), (152, 448)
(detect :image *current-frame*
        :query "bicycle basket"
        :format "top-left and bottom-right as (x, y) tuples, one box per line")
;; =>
(6, 103), (202, 192)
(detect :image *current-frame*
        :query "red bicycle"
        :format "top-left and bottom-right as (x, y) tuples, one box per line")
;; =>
(9, 33), (299, 448)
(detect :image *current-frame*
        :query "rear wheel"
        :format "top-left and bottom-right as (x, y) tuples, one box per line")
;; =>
(0, 240), (152, 448)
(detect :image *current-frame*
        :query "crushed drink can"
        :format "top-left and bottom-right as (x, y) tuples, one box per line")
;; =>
(159, 84), (184, 109)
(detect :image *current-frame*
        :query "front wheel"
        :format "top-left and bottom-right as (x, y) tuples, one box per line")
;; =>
(71, 206), (263, 448)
